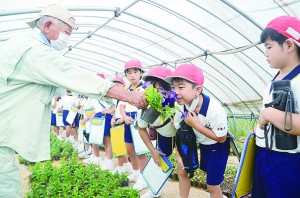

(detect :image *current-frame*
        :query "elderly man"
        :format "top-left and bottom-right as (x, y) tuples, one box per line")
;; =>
(0, 4), (146, 197)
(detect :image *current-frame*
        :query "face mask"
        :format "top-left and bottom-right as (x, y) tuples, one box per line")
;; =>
(185, 96), (199, 112)
(50, 32), (70, 51)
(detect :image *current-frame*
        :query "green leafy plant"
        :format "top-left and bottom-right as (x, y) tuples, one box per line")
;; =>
(143, 82), (178, 121)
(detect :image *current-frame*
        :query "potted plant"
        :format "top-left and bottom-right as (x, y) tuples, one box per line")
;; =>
(119, 173), (129, 187)
(142, 81), (178, 123)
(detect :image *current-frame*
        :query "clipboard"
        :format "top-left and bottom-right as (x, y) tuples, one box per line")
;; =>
(66, 104), (78, 125)
(142, 155), (174, 195)
(232, 132), (256, 198)
(228, 131), (241, 161)
(110, 124), (127, 157)
(130, 124), (150, 156)
(55, 111), (64, 127)
(88, 116), (105, 145)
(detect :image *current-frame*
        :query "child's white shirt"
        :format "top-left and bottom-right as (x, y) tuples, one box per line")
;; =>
(137, 109), (175, 137)
(174, 97), (228, 145)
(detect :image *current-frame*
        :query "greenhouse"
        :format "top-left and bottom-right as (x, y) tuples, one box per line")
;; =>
(1, 0), (300, 198)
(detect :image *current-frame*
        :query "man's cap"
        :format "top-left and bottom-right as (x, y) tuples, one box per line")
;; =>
(266, 16), (300, 47)
(142, 66), (173, 81)
(97, 73), (105, 79)
(112, 77), (125, 85)
(27, 4), (77, 30)
(165, 64), (204, 86)
(124, 60), (143, 71)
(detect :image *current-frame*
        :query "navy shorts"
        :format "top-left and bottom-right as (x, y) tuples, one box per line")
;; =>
(71, 113), (79, 128)
(199, 138), (230, 185)
(252, 146), (300, 198)
(157, 133), (175, 157)
(63, 110), (70, 126)
(104, 114), (113, 136)
(124, 112), (137, 143)
(51, 112), (56, 126)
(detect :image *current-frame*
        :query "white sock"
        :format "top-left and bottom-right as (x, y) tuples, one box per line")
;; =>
(106, 159), (113, 166)
(133, 169), (140, 176)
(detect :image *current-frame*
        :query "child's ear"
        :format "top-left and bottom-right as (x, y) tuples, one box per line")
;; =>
(286, 39), (296, 52)
(196, 86), (202, 95)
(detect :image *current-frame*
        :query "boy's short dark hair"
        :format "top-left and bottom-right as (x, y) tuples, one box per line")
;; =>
(261, 28), (300, 57)
(172, 77), (197, 89)
(144, 76), (171, 91)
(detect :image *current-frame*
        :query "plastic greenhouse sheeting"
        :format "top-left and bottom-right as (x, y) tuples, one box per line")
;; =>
(1, 0), (299, 116)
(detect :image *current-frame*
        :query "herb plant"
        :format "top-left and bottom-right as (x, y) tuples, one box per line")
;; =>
(143, 81), (178, 121)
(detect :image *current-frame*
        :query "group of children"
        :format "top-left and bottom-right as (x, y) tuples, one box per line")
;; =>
(51, 15), (300, 198)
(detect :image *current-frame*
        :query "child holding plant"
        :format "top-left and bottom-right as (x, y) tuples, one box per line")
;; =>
(253, 16), (300, 197)
(165, 64), (229, 198)
(137, 66), (176, 198)
(119, 60), (148, 191)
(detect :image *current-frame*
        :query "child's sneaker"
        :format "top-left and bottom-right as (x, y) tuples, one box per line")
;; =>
(140, 190), (161, 198)
(132, 175), (148, 191)
(90, 157), (102, 166)
(56, 135), (63, 140)
(78, 149), (92, 159)
(82, 154), (95, 164)
(101, 159), (114, 171)
(111, 166), (124, 174)
(127, 173), (139, 182)
(77, 145), (85, 154)
(122, 162), (133, 173)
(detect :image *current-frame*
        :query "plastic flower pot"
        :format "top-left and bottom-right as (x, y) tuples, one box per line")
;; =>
(141, 107), (161, 124)
(120, 178), (129, 187)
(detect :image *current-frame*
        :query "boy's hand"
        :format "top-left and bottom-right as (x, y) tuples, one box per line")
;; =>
(259, 108), (270, 129)
(116, 119), (124, 125)
(123, 116), (134, 125)
(111, 119), (115, 127)
(184, 112), (199, 128)
(151, 149), (165, 167)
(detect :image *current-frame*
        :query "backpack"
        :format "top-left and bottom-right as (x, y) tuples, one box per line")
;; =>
(175, 94), (210, 178)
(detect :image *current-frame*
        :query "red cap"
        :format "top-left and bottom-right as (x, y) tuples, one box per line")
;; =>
(112, 77), (125, 85)
(165, 64), (204, 86)
(124, 60), (143, 71)
(97, 73), (105, 79)
(142, 66), (173, 81)
(266, 16), (300, 47)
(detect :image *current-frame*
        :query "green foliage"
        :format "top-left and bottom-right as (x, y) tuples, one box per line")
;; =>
(228, 118), (258, 139)
(27, 159), (139, 197)
(144, 84), (178, 121)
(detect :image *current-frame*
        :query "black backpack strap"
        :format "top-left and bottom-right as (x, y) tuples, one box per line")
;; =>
(154, 118), (171, 129)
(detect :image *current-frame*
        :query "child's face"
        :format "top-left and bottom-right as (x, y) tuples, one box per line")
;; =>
(264, 38), (289, 69)
(125, 68), (142, 85)
(172, 79), (201, 105)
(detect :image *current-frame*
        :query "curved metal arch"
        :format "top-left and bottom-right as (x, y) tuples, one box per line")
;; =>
(102, 25), (184, 59)
(76, 14), (186, 58)
(85, 30), (260, 111)
(69, 35), (162, 73)
(66, 51), (121, 74)
(143, 0), (273, 82)
(82, 33), (165, 64)
(123, 11), (262, 98)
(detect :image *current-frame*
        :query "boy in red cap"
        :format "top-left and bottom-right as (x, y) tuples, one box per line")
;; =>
(166, 64), (229, 198)
(253, 16), (300, 197)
